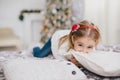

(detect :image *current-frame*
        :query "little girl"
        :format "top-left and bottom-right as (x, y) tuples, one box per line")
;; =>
(33, 20), (101, 67)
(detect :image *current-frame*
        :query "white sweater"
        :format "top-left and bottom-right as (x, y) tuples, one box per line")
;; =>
(51, 30), (72, 60)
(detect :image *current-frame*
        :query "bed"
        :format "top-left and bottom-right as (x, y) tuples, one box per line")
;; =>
(0, 45), (120, 80)
(0, 44), (120, 80)
(0, 30), (120, 80)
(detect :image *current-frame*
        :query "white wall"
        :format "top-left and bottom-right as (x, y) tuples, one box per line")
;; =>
(107, 0), (120, 44)
(0, 0), (46, 48)
(84, 0), (120, 45)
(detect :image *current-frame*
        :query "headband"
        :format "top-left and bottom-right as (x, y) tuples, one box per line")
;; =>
(71, 24), (99, 33)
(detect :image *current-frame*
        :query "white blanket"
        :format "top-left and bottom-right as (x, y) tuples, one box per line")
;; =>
(1, 58), (87, 80)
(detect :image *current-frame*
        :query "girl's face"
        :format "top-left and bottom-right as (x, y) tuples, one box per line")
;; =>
(73, 36), (96, 53)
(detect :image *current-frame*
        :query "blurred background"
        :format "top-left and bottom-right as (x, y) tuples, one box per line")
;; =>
(0, 0), (120, 50)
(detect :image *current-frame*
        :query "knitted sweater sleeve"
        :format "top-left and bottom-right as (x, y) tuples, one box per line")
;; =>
(51, 30), (72, 60)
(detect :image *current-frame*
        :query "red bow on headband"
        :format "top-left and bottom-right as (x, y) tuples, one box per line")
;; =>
(71, 24), (80, 32)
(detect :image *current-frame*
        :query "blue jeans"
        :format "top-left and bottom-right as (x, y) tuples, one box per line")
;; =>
(33, 38), (52, 58)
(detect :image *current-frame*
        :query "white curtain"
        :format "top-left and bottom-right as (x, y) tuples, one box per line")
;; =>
(84, 0), (120, 45)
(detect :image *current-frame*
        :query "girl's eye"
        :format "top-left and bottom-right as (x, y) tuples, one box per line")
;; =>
(78, 44), (83, 46)
(87, 46), (93, 49)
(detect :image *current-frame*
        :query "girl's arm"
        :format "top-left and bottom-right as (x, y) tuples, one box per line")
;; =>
(68, 55), (81, 67)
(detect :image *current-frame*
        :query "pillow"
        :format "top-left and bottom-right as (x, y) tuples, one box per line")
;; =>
(1, 58), (87, 80)
(71, 50), (120, 77)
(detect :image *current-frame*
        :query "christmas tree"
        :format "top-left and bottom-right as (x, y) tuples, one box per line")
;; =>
(40, 0), (73, 43)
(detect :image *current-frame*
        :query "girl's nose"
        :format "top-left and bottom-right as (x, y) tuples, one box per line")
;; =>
(82, 48), (88, 53)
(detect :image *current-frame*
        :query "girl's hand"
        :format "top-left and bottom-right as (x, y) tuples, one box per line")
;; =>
(69, 55), (81, 67)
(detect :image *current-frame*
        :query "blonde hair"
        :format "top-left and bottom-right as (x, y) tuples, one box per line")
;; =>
(58, 20), (101, 51)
